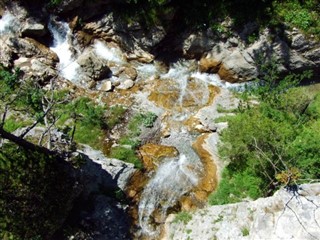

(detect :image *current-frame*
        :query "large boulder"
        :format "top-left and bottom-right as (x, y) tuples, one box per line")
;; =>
(78, 144), (136, 192)
(182, 31), (215, 58)
(77, 50), (112, 81)
(199, 58), (221, 73)
(200, 27), (320, 82)
(21, 20), (47, 38)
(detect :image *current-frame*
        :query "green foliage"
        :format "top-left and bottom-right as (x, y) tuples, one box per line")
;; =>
(3, 117), (31, 133)
(119, 136), (141, 149)
(68, 97), (106, 128)
(173, 211), (192, 225)
(57, 97), (107, 150)
(121, 0), (319, 40)
(209, 71), (320, 205)
(0, 143), (77, 239)
(275, 0), (320, 36)
(128, 111), (157, 133)
(0, 68), (20, 95)
(142, 112), (158, 128)
(47, 0), (63, 7)
(108, 111), (156, 168)
(110, 146), (142, 168)
(241, 227), (250, 236)
(209, 169), (263, 205)
(106, 105), (127, 128)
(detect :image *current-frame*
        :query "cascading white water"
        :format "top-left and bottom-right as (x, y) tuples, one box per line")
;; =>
(138, 154), (200, 237)
(191, 71), (255, 91)
(0, 12), (18, 34)
(94, 40), (124, 64)
(136, 60), (252, 236)
(48, 18), (80, 81)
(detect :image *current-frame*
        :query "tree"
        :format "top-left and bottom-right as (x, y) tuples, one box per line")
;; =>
(0, 68), (80, 239)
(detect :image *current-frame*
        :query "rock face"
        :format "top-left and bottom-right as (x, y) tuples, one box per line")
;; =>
(196, 27), (320, 82)
(78, 144), (136, 192)
(139, 144), (179, 171)
(61, 145), (136, 239)
(77, 50), (112, 81)
(164, 183), (320, 240)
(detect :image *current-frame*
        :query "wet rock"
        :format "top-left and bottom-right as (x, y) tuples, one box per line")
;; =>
(75, 30), (94, 47)
(78, 144), (136, 191)
(21, 21), (46, 38)
(29, 58), (57, 81)
(139, 144), (179, 171)
(126, 50), (155, 63)
(199, 57), (221, 73)
(117, 79), (134, 90)
(217, 50), (257, 82)
(0, 38), (15, 67)
(182, 32), (215, 58)
(122, 66), (138, 81)
(191, 134), (218, 203)
(100, 80), (113, 92)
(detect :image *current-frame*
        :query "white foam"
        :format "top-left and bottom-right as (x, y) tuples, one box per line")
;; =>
(48, 19), (80, 81)
(94, 40), (124, 63)
(0, 12), (16, 34)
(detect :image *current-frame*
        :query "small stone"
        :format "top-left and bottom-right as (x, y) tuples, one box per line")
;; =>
(117, 79), (134, 90)
(87, 80), (96, 89)
(100, 81), (113, 92)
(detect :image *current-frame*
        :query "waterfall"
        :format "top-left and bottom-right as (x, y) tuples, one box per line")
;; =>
(0, 12), (18, 34)
(138, 154), (200, 237)
(48, 18), (80, 81)
(94, 40), (124, 64)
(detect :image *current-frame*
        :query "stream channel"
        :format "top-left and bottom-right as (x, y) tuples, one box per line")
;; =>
(48, 17), (250, 239)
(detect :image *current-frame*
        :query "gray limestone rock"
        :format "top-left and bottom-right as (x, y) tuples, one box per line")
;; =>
(77, 50), (112, 81)
(165, 183), (320, 240)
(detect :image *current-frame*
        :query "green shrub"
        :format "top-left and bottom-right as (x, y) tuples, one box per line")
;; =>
(107, 105), (127, 128)
(142, 112), (157, 128)
(209, 169), (263, 205)
(210, 72), (320, 205)
(241, 227), (250, 236)
(3, 117), (31, 133)
(275, 0), (320, 36)
(119, 136), (141, 149)
(110, 146), (142, 168)
(173, 211), (192, 225)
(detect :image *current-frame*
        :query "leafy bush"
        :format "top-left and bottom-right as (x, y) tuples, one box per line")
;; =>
(3, 117), (31, 133)
(173, 211), (192, 225)
(106, 105), (127, 128)
(110, 146), (142, 168)
(209, 73), (320, 205)
(142, 112), (157, 128)
(274, 0), (320, 36)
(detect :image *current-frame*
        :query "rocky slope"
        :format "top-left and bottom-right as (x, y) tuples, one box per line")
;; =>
(0, 1), (320, 239)
(164, 183), (320, 240)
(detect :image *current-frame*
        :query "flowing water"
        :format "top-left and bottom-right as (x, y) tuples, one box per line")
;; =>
(0, 11), (18, 35)
(48, 18), (80, 82)
(46, 20), (250, 239)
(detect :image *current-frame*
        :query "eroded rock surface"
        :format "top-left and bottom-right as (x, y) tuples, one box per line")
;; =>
(165, 183), (320, 240)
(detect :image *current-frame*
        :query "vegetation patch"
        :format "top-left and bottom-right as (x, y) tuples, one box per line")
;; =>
(173, 211), (192, 225)
(241, 227), (250, 236)
(210, 67), (320, 205)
